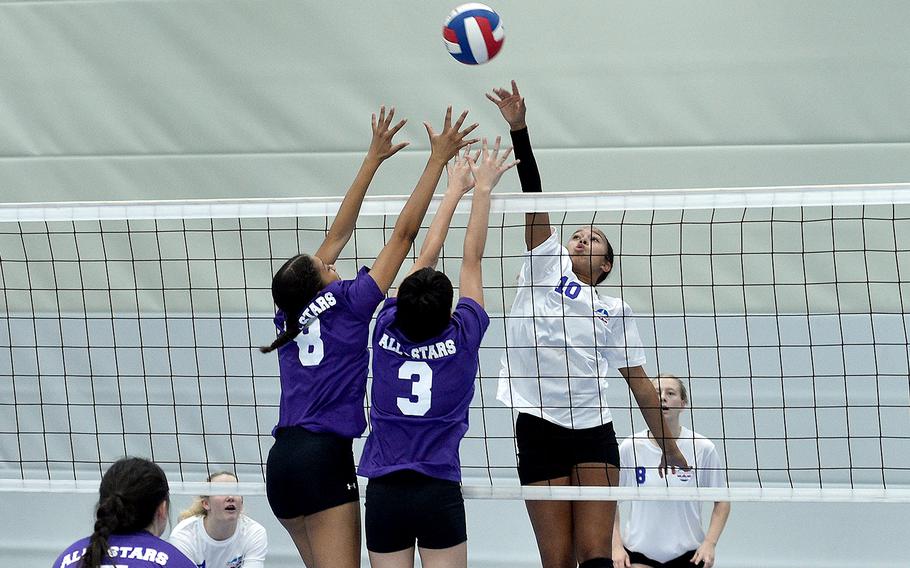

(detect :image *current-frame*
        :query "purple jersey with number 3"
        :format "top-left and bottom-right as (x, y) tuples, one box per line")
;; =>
(359, 297), (490, 482)
(273, 266), (384, 438)
(53, 531), (195, 568)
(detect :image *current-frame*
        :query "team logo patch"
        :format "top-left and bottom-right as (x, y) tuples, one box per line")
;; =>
(594, 307), (610, 325)
(226, 556), (244, 568)
(675, 469), (693, 483)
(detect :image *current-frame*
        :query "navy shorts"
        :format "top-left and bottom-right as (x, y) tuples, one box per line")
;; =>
(266, 426), (359, 518)
(365, 469), (466, 553)
(515, 412), (620, 485)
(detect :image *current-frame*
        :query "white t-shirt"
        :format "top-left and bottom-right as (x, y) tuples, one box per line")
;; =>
(618, 428), (726, 563)
(168, 515), (267, 568)
(497, 228), (646, 428)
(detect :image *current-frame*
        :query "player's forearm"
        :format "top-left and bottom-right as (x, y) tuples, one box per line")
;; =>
(704, 501), (731, 545)
(318, 155), (382, 258)
(463, 189), (492, 265)
(611, 507), (624, 549)
(416, 190), (461, 269)
(624, 367), (673, 450)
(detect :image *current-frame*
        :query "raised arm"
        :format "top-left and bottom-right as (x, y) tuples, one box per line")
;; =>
(368, 107), (479, 293)
(314, 106), (409, 264)
(620, 365), (690, 475)
(487, 80), (549, 250)
(460, 137), (519, 306)
(406, 145), (476, 277)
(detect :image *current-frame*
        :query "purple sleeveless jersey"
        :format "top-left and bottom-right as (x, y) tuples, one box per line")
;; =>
(359, 297), (490, 482)
(273, 266), (384, 438)
(53, 531), (195, 568)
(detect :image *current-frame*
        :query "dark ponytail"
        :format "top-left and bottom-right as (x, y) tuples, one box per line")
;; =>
(260, 254), (324, 354)
(81, 458), (169, 568)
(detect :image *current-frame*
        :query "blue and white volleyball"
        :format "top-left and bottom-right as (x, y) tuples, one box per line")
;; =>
(443, 3), (505, 65)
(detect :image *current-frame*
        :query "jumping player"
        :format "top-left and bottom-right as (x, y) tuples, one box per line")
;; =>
(359, 138), (517, 568)
(488, 81), (689, 568)
(260, 106), (478, 568)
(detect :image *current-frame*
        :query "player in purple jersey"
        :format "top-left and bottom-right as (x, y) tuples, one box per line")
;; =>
(259, 106), (478, 568)
(52, 457), (194, 568)
(487, 81), (690, 568)
(360, 138), (518, 568)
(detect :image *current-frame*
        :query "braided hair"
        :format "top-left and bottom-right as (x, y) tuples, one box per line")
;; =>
(260, 254), (324, 353)
(81, 457), (169, 568)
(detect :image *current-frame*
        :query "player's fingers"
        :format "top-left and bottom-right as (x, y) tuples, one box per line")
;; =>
(491, 135), (502, 160)
(511, 79), (520, 96)
(387, 142), (409, 157)
(458, 122), (479, 139)
(424, 121), (436, 138)
(378, 105), (386, 125)
(390, 119), (407, 136)
(452, 109), (469, 130)
(485, 92), (501, 104)
(443, 105), (453, 129)
(371, 113), (377, 132)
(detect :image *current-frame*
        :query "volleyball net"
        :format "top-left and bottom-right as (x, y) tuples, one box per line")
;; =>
(1, 184), (909, 502)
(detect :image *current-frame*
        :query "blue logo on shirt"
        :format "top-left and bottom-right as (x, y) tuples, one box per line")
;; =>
(635, 466), (646, 485)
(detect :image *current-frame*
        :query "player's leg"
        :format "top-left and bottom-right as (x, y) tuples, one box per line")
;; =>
(414, 473), (468, 568)
(369, 548), (417, 568)
(525, 481), (576, 568)
(570, 420), (622, 566)
(418, 542), (468, 568)
(267, 426), (362, 568)
(304, 501), (362, 568)
(516, 412), (577, 568)
(571, 462), (618, 565)
(275, 515), (315, 567)
(365, 472), (421, 568)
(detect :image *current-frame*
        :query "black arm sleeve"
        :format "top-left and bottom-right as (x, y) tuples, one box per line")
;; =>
(509, 127), (542, 193)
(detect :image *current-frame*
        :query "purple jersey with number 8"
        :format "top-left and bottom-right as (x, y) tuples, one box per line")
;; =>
(359, 297), (490, 482)
(273, 266), (384, 439)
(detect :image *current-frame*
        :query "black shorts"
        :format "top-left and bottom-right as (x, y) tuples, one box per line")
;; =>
(626, 548), (702, 568)
(266, 426), (359, 518)
(515, 412), (620, 485)
(365, 469), (466, 553)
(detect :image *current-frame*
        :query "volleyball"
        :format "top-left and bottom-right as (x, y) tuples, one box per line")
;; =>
(443, 3), (504, 65)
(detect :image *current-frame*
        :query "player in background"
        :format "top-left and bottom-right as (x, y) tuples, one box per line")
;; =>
(52, 457), (195, 568)
(612, 374), (730, 568)
(488, 81), (689, 568)
(359, 138), (517, 568)
(260, 106), (477, 568)
(169, 471), (268, 568)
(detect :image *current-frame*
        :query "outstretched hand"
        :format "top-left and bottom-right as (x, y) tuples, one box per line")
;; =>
(425, 106), (479, 164)
(486, 79), (527, 131)
(445, 145), (476, 197)
(368, 105), (409, 161)
(469, 136), (519, 191)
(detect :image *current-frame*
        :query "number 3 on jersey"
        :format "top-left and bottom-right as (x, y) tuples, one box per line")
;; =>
(397, 361), (433, 416)
(294, 319), (324, 366)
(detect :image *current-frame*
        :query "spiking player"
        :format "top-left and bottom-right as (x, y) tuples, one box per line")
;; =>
(260, 106), (478, 568)
(487, 81), (690, 568)
(359, 138), (518, 568)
